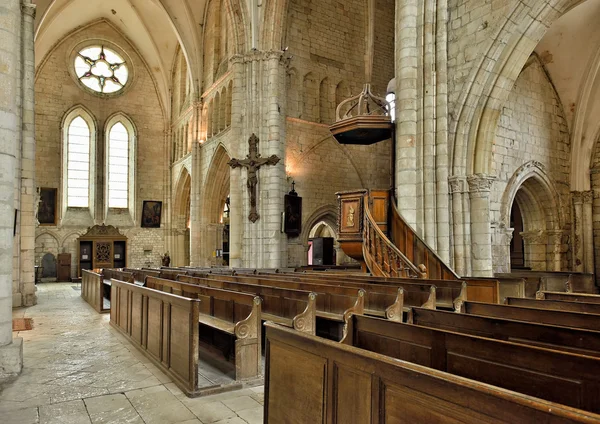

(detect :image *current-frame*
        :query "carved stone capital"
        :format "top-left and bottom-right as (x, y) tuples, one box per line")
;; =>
(448, 176), (468, 194)
(21, 2), (36, 18)
(520, 230), (547, 244)
(491, 224), (514, 245)
(545, 229), (566, 245)
(467, 174), (495, 193)
(571, 190), (592, 205)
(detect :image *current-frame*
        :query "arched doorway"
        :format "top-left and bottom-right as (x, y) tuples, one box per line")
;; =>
(308, 221), (336, 266)
(501, 162), (564, 272)
(173, 168), (191, 266)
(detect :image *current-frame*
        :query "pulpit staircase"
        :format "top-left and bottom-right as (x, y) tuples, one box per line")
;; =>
(337, 189), (459, 280)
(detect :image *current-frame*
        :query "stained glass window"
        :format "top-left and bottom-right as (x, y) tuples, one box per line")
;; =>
(67, 116), (90, 207)
(108, 122), (129, 208)
(74, 46), (129, 94)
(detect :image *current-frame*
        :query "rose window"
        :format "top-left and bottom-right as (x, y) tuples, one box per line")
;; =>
(74, 46), (129, 94)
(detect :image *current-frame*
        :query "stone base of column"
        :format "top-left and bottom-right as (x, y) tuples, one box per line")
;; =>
(12, 292), (37, 309)
(0, 338), (23, 378)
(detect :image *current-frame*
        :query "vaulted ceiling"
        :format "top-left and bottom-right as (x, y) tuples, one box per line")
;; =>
(534, 0), (600, 189)
(33, 0), (207, 115)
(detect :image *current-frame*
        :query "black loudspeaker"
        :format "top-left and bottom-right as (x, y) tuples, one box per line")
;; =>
(312, 237), (334, 266)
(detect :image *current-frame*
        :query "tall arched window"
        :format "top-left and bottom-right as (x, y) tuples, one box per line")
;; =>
(67, 116), (91, 207)
(105, 114), (136, 215)
(108, 122), (129, 208)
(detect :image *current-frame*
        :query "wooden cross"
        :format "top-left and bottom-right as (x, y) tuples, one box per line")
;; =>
(228, 134), (280, 223)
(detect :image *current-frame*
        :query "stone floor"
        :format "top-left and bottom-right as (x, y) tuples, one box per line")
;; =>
(1, 283), (264, 424)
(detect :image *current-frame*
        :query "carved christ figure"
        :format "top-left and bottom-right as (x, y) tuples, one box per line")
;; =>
(347, 206), (355, 227)
(228, 134), (281, 222)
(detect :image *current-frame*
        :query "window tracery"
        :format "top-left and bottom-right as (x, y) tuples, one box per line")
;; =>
(74, 46), (129, 94)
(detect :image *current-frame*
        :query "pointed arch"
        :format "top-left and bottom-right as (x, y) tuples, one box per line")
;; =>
(105, 112), (137, 214)
(203, 144), (232, 224)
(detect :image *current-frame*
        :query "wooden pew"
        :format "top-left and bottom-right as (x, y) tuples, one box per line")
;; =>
(110, 279), (202, 396)
(342, 314), (600, 413)
(81, 270), (108, 313)
(175, 275), (318, 334)
(200, 273), (414, 321)
(124, 268), (160, 284)
(227, 273), (441, 313)
(506, 297), (600, 315)
(460, 301), (600, 331)
(539, 291), (600, 304)
(496, 271), (597, 297)
(178, 274), (367, 340)
(254, 272), (468, 310)
(145, 276), (262, 380)
(264, 322), (600, 423)
(409, 306), (600, 358)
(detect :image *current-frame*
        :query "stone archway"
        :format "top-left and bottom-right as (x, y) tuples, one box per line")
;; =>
(199, 144), (231, 266)
(497, 161), (565, 272)
(173, 167), (191, 266)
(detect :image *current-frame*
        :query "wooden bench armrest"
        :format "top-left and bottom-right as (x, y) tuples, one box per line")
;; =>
(234, 296), (262, 340)
(292, 292), (317, 334)
(385, 288), (404, 322)
(199, 315), (235, 334)
(421, 286), (436, 310)
(453, 282), (467, 312)
(342, 289), (366, 340)
(262, 313), (293, 327)
(317, 311), (344, 321)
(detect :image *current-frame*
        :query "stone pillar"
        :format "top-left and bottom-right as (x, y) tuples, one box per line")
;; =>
(546, 229), (565, 272)
(449, 176), (468, 276)
(467, 174), (495, 277)
(0, 0), (24, 376)
(571, 190), (594, 273)
(394, 0), (419, 227)
(17, 0), (36, 307)
(521, 230), (547, 271)
(491, 224), (513, 274)
(572, 191), (585, 272)
(583, 191), (594, 273)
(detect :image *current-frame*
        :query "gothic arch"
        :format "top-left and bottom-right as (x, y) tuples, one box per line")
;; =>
(173, 167), (192, 229)
(203, 144), (231, 224)
(451, 0), (585, 177)
(301, 204), (338, 246)
(500, 161), (563, 231)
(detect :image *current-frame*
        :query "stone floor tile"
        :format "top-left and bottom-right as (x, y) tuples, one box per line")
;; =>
(237, 406), (263, 424)
(39, 399), (92, 424)
(83, 393), (131, 415)
(221, 395), (261, 412)
(186, 400), (237, 423)
(211, 418), (248, 424)
(2, 406), (39, 424)
(133, 401), (196, 424)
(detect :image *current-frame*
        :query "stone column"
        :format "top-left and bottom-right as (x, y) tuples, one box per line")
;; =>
(521, 230), (547, 271)
(467, 174), (495, 277)
(583, 191), (594, 273)
(546, 229), (565, 272)
(491, 224), (513, 274)
(0, 0), (24, 376)
(189, 139), (201, 266)
(18, 1), (36, 307)
(449, 176), (468, 276)
(572, 191), (585, 272)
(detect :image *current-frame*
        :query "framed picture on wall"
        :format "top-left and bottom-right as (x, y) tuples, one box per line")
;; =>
(141, 200), (162, 228)
(38, 188), (57, 225)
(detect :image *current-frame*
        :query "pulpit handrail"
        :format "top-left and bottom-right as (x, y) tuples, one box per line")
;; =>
(363, 200), (422, 278)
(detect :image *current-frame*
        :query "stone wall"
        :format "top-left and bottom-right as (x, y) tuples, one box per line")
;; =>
(34, 20), (167, 277)
(489, 58), (571, 272)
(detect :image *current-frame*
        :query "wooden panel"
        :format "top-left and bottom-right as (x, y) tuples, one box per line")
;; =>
(170, 305), (191, 380)
(131, 292), (143, 344)
(466, 286), (497, 304)
(447, 353), (583, 408)
(267, 343), (326, 423)
(383, 382), (505, 424)
(333, 364), (371, 423)
(146, 297), (162, 359)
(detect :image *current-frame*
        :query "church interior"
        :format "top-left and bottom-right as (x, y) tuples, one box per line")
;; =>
(2, 0), (600, 422)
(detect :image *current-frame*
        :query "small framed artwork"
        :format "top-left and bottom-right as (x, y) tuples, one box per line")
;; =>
(141, 200), (162, 228)
(38, 188), (57, 225)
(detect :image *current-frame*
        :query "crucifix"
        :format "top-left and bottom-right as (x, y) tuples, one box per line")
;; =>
(228, 134), (281, 223)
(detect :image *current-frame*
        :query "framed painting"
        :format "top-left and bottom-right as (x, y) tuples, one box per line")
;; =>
(284, 193), (302, 236)
(141, 200), (162, 228)
(38, 188), (57, 225)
